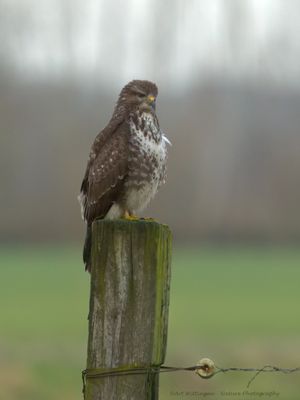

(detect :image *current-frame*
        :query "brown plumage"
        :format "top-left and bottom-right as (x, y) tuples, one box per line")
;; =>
(79, 80), (170, 271)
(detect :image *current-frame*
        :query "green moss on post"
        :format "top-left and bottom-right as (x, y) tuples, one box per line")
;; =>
(85, 220), (172, 400)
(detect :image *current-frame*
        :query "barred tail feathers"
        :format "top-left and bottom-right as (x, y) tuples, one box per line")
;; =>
(83, 224), (92, 272)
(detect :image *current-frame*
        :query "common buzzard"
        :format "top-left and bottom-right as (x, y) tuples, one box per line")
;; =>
(78, 80), (170, 271)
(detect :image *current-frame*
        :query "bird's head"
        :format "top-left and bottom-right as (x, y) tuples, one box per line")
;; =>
(117, 80), (158, 114)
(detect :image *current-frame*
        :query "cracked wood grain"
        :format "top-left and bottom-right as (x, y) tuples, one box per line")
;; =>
(85, 220), (172, 400)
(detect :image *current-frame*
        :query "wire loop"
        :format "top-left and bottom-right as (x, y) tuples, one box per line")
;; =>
(82, 359), (300, 397)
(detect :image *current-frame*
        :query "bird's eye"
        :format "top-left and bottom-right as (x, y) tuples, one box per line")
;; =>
(135, 92), (145, 99)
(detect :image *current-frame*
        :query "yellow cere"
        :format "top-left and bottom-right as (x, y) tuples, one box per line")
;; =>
(148, 95), (155, 102)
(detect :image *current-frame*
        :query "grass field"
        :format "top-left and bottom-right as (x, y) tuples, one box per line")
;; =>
(1, 245), (300, 399)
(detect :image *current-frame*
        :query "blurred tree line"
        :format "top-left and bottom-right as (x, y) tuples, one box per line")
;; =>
(1, 76), (300, 242)
(1, 0), (300, 243)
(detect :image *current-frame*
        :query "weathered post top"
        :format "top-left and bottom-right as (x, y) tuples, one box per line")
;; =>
(84, 219), (172, 400)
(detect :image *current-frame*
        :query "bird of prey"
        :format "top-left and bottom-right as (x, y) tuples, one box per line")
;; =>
(78, 80), (170, 271)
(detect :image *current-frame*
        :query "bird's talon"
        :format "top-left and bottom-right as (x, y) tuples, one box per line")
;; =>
(122, 211), (139, 221)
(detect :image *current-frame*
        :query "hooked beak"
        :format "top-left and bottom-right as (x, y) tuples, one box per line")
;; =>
(147, 95), (156, 109)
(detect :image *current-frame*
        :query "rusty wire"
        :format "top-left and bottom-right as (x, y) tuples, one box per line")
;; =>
(82, 358), (300, 396)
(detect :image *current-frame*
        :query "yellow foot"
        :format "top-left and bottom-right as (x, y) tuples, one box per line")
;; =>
(122, 211), (139, 221)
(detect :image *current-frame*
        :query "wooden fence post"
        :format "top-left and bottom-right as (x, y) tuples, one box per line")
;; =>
(84, 219), (172, 400)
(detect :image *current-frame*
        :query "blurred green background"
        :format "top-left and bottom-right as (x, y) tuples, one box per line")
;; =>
(1, 1), (300, 399)
(1, 245), (299, 399)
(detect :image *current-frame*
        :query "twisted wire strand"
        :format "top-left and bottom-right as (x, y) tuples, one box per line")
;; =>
(82, 362), (300, 395)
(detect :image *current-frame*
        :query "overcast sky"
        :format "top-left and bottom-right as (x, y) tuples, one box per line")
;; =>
(1, 0), (299, 89)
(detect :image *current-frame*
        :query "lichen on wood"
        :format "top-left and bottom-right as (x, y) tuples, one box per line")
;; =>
(85, 219), (172, 400)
